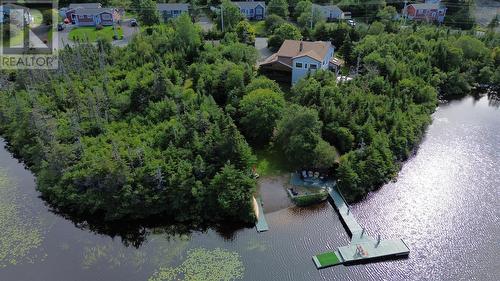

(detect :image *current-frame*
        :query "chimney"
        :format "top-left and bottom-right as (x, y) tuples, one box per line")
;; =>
(299, 41), (303, 52)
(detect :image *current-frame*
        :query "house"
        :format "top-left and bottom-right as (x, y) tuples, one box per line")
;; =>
(157, 3), (189, 21)
(74, 8), (118, 26)
(312, 4), (346, 21)
(0, 4), (32, 25)
(259, 40), (336, 85)
(233, 1), (266, 20)
(403, 0), (447, 23)
(65, 3), (102, 23)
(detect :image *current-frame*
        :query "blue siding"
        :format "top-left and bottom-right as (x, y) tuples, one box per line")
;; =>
(291, 45), (335, 84)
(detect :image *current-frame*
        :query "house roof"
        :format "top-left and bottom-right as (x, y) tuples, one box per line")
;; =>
(232, 1), (266, 9)
(260, 40), (333, 69)
(407, 3), (442, 10)
(157, 3), (189, 11)
(1, 3), (31, 11)
(330, 57), (345, 66)
(278, 40), (332, 62)
(75, 8), (113, 16)
(69, 3), (102, 9)
(312, 4), (343, 14)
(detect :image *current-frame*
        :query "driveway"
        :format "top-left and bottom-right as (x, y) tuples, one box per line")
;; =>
(113, 19), (140, 47)
(56, 20), (139, 49)
(255, 37), (272, 62)
(198, 13), (214, 32)
(57, 23), (74, 49)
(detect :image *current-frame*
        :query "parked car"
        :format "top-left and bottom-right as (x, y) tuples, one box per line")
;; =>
(130, 19), (137, 27)
(57, 23), (65, 31)
(347, 19), (356, 27)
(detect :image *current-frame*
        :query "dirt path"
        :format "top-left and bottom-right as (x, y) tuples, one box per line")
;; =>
(257, 175), (294, 213)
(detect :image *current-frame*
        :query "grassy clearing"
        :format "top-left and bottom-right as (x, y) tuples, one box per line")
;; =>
(69, 26), (123, 42)
(250, 20), (266, 37)
(255, 148), (291, 177)
(2, 28), (25, 47)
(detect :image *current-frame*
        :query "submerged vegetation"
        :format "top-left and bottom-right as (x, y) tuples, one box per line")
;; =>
(0, 169), (44, 268)
(148, 248), (244, 281)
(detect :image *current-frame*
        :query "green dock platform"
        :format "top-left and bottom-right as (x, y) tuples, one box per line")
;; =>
(313, 251), (343, 268)
(312, 185), (409, 268)
(255, 197), (269, 232)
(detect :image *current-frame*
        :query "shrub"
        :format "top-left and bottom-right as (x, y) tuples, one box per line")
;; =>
(292, 190), (328, 206)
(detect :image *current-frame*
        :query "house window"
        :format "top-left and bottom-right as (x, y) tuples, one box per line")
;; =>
(310, 64), (317, 70)
(304, 63), (308, 69)
(101, 13), (111, 20)
(295, 62), (303, 68)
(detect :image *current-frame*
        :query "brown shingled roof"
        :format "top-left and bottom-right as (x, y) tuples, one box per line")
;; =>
(277, 40), (331, 62)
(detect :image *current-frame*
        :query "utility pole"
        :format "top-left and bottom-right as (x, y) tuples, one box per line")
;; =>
(221, 5), (224, 32)
(355, 55), (360, 76)
(310, 4), (313, 30)
(403, 0), (408, 26)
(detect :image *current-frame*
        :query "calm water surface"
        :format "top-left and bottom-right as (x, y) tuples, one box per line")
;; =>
(0, 95), (499, 281)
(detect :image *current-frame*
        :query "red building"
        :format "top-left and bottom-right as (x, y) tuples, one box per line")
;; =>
(403, 1), (447, 23)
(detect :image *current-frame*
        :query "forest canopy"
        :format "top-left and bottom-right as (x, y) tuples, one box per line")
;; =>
(0, 15), (259, 224)
(1, 10), (498, 224)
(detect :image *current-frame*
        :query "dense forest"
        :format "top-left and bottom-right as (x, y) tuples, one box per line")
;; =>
(0, 15), (261, 224)
(284, 25), (499, 201)
(1, 2), (499, 224)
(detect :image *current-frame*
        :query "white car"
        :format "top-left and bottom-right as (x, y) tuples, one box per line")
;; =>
(347, 19), (356, 27)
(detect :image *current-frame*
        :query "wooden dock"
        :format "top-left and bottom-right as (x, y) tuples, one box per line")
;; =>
(312, 185), (409, 268)
(255, 197), (269, 232)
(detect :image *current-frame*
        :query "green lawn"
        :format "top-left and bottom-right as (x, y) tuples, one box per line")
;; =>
(31, 10), (43, 25)
(2, 29), (24, 47)
(255, 148), (291, 177)
(315, 252), (341, 267)
(69, 26), (123, 42)
(250, 20), (266, 37)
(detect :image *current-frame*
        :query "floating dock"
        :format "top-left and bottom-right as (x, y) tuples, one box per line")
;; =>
(312, 185), (409, 268)
(255, 197), (269, 232)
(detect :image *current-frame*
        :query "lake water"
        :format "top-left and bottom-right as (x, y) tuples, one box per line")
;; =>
(0, 95), (499, 281)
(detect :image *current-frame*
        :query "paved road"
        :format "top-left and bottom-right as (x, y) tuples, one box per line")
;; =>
(475, 0), (500, 27)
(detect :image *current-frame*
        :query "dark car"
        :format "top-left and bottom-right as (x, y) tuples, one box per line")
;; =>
(130, 19), (138, 27)
(57, 23), (65, 31)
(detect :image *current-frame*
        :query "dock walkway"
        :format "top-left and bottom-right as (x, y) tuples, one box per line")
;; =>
(312, 185), (409, 269)
(255, 197), (269, 232)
